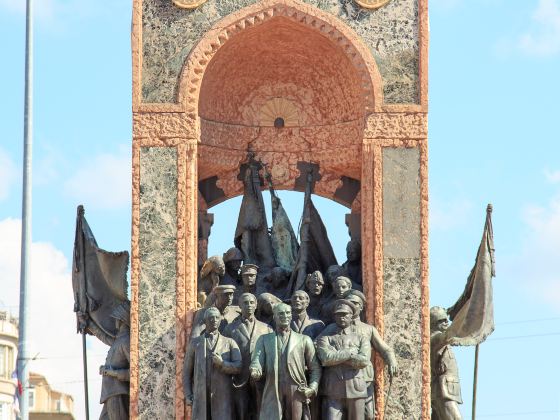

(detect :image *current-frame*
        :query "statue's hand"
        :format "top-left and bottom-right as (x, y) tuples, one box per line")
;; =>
(250, 367), (262, 380)
(185, 395), (194, 406)
(211, 353), (223, 367)
(300, 386), (315, 399)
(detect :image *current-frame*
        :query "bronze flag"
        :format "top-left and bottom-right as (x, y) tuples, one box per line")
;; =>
(447, 204), (496, 346)
(72, 205), (129, 340)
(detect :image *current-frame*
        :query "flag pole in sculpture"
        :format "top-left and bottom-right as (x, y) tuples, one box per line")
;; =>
(446, 204), (496, 420)
(72, 205), (129, 420)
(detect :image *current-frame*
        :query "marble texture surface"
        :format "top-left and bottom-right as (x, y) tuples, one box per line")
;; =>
(382, 147), (422, 418)
(141, 0), (418, 104)
(139, 147), (178, 419)
(383, 257), (422, 419)
(382, 147), (420, 258)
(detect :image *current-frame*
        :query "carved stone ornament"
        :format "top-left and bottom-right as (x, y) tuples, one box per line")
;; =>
(173, 0), (208, 9)
(354, 0), (391, 10)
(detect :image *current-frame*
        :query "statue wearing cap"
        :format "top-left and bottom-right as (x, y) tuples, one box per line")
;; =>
(222, 247), (244, 287)
(430, 306), (463, 420)
(316, 299), (372, 420)
(96, 300), (131, 420)
(345, 290), (398, 420)
(233, 264), (259, 302)
(191, 284), (241, 338)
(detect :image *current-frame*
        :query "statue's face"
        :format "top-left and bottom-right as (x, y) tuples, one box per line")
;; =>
(242, 272), (257, 287)
(217, 291), (234, 307)
(216, 263), (226, 276)
(291, 292), (309, 312)
(335, 311), (353, 329)
(274, 305), (292, 328)
(334, 279), (351, 298)
(227, 259), (242, 273)
(347, 296), (363, 315)
(205, 312), (221, 332)
(434, 318), (449, 333)
(305, 276), (324, 296)
(240, 295), (257, 318)
(346, 241), (361, 262)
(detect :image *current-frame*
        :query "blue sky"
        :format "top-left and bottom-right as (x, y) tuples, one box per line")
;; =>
(1, 0), (560, 419)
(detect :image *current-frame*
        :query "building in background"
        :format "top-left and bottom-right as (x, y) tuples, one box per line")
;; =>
(0, 311), (75, 420)
(0, 311), (18, 420)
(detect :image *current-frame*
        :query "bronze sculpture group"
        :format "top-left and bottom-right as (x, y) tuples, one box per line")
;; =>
(186, 243), (399, 420)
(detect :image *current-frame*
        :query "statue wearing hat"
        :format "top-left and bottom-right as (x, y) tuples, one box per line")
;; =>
(346, 290), (398, 420)
(94, 300), (131, 420)
(184, 307), (242, 420)
(316, 299), (372, 420)
(191, 285), (241, 338)
(430, 306), (463, 420)
(222, 247), (244, 287)
(234, 264), (259, 302)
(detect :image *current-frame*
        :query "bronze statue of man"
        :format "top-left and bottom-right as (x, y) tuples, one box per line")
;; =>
(224, 293), (273, 419)
(250, 302), (321, 420)
(304, 271), (328, 322)
(316, 300), (371, 420)
(290, 290), (325, 340)
(93, 300), (130, 420)
(191, 285), (240, 337)
(222, 247), (244, 287)
(346, 290), (398, 420)
(234, 263), (258, 302)
(323, 276), (353, 323)
(342, 239), (362, 290)
(430, 306), (463, 420)
(199, 255), (226, 296)
(184, 306), (242, 420)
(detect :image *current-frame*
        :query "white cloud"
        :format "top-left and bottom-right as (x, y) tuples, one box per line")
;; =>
(544, 167), (560, 184)
(0, 218), (105, 420)
(516, 190), (560, 312)
(430, 196), (474, 231)
(518, 0), (560, 57)
(0, 148), (17, 201)
(64, 147), (131, 210)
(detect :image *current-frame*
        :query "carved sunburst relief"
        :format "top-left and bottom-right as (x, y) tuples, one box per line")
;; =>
(355, 0), (392, 9)
(172, 0), (208, 9)
(259, 98), (299, 127)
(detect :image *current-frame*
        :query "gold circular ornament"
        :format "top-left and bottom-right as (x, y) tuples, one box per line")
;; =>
(173, 0), (207, 9)
(354, 0), (391, 10)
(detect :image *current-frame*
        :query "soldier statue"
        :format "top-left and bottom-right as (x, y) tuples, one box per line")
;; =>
(184, 306), (242, 420)
(93, 300), (131, 420)
(316, 300), (371, 420)
(250, 302), (322, 420)
(342, 239), (362, 290)
(222, 247), (244, 287)
(430, 306), (463, 420)
(224, 293), (273, 419)
(290, 290), (325, 340)
(234, 263), (258, 302)
(304, 271), (328, 323)
(346, 290), (398, 419)
(191, 285), (240, 337)
(198, 255), (226, 298)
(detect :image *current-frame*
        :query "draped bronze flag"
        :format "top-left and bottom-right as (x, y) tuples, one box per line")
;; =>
(447, 204), (496, 346)
(72, 206), (129, 339)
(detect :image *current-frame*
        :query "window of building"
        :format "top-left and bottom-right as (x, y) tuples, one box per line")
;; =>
(0, 345), (6, 378)
(56, 399), (61, 412)
(29, 390), (34, 409)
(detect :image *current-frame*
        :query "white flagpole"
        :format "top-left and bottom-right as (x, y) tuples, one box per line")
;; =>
(18, 0), (33, 419)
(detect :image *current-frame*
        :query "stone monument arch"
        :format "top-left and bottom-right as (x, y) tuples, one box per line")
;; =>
(130, 0), (429, 417)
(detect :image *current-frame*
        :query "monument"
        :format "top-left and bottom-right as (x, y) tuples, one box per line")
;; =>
(129, 0), (429, 418)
